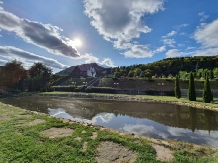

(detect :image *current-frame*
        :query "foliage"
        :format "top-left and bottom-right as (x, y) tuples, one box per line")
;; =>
(0, 60), (26, 91)
(85, 86), (115, 93)
(28, 62), (52, 91)
(175, 76), (181, 98)
(188, 73), (196, 101)
(52, 86), (76, 92)
(110, 56), (218, 78)
(203, 76), (213, 103)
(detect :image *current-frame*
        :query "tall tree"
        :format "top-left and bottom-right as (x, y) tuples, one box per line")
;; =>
(209, 70), (214, 80)
(203, 75), (213, 103)
(188, 72), (196, 101)
(174, 76), (181, 98)
(0, 60), (26, 90)
(28, 62), (52, 91)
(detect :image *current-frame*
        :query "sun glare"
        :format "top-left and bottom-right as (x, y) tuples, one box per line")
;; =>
(72, 38), (82, 47)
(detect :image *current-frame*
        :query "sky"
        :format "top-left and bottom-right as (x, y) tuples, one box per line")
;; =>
(0, 0), (218, 73)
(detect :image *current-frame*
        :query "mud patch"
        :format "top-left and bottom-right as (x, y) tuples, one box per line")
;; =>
(74, 137), (82, 141)
(40, 127), (73, 138)
(91, 132), (97, 140)
(96, 141), (137, 163)
(0, 114), (12, 121)
(82, 142), (88, 152)
(26, 119), (46, 126)
(152, 144), (174, 162)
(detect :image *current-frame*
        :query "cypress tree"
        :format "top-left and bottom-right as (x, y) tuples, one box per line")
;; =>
(188, 72), (196, 101)
(209, 70), (214, 80)
(203, 76), (213, 103)
(175, 75), (181, 98)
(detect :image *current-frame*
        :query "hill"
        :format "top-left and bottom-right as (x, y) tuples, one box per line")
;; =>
(112, 56), (218, 77)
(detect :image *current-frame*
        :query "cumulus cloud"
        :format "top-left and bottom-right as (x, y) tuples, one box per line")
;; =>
(0, 7), (79, 58)
(154, 46), (166, 53)
(165, 49), (192, 58)
(194, 19), (218, 48)
(162, 39), (176, 47)
(79, 53), (115, 67)
(0, 46), (67, 69)
(83, 0), (164, 58)
(198, 12), (209, 22)
(162, 30), (177, 38)
(193, 47), (218, 56)
(0, 58), (7, 66)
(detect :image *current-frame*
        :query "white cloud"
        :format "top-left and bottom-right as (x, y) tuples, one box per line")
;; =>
(162, 30), (177, 38)
(123, 44), (153, 58)
(0, 7), (79, 58)
(162, 39), (176, 47)
(83, 0), (164, 58)
(0, 1), (2, 4)
(198, 12), (209, 22)
(101, 58), (115, 67)
(154, 46), (166, 53)
(79, 53), (115, 67)
(177, 23), (189, 30)
(0, 59), (7, 66)
(0, 46), (67, 69)
(165, 49), (191, 58)
(193, 47), (218, 56)
(194, 18), (218, 48)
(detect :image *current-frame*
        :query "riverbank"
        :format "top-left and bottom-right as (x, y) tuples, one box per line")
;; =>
(31, 92), (218, 111)
(0, 102), (217, 162)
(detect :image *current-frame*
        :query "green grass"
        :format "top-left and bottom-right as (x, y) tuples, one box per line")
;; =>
(0, 102), (217, 162)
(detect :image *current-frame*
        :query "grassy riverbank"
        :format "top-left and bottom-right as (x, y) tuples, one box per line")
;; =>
(0, 102), (217, 162)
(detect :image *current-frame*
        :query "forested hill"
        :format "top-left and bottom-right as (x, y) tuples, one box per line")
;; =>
(112, 56), (218, 77)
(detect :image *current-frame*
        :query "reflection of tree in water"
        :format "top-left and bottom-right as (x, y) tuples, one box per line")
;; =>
(175, 105), (181, 125)
(204, 110), (216, 134)
(189, 107), (197, 132)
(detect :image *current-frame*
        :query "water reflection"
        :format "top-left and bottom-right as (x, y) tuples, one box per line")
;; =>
(1, 96), (218, 147)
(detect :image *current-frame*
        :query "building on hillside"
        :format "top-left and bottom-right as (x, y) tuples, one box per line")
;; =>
(70, 64), (96, 78)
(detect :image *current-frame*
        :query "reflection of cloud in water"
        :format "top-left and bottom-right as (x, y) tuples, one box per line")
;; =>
(167, 127), (218, 147)
(83, 113), (114, 124)
(48, 108), (74, 120)
(121, 124), (168, 139)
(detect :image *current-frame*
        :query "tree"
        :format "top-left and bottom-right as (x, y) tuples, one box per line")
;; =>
(202, 75), (213, 103)
(1, 60), (26, 90)
(174, 76), (181, 98)
(188, 72), (196, 101)
(209, 70), (214, 80)
(28, 62), (52, 91)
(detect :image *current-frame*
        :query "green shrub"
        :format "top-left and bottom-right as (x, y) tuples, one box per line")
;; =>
(52, 86), (75, 92)
(85, 87), (115, 93)
(74, 87), (81, 92)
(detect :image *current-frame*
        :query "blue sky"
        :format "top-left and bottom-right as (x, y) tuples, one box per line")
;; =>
(0, 0), (218, 73)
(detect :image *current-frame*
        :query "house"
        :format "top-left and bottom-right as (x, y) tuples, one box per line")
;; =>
(70, 64), (97, 78)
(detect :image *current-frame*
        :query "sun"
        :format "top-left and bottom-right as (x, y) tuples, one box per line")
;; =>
(72, 38), (82, 47)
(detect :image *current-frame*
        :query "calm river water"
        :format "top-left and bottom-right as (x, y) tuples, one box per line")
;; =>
(1, 96), (218, 147)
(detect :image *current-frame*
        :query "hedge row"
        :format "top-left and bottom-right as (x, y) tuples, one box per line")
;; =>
(85, 87), (115, 93)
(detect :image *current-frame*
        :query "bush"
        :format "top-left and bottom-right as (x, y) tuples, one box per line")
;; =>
(85, 87), (115, 93)
(52, 86), (75, 92)
(74, 87), (81, 92)
(40, 87), (54, 92)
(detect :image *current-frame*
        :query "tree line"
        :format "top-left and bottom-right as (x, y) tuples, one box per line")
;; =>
(110, 56), (218, 79)
(0, 60), (52, 92)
